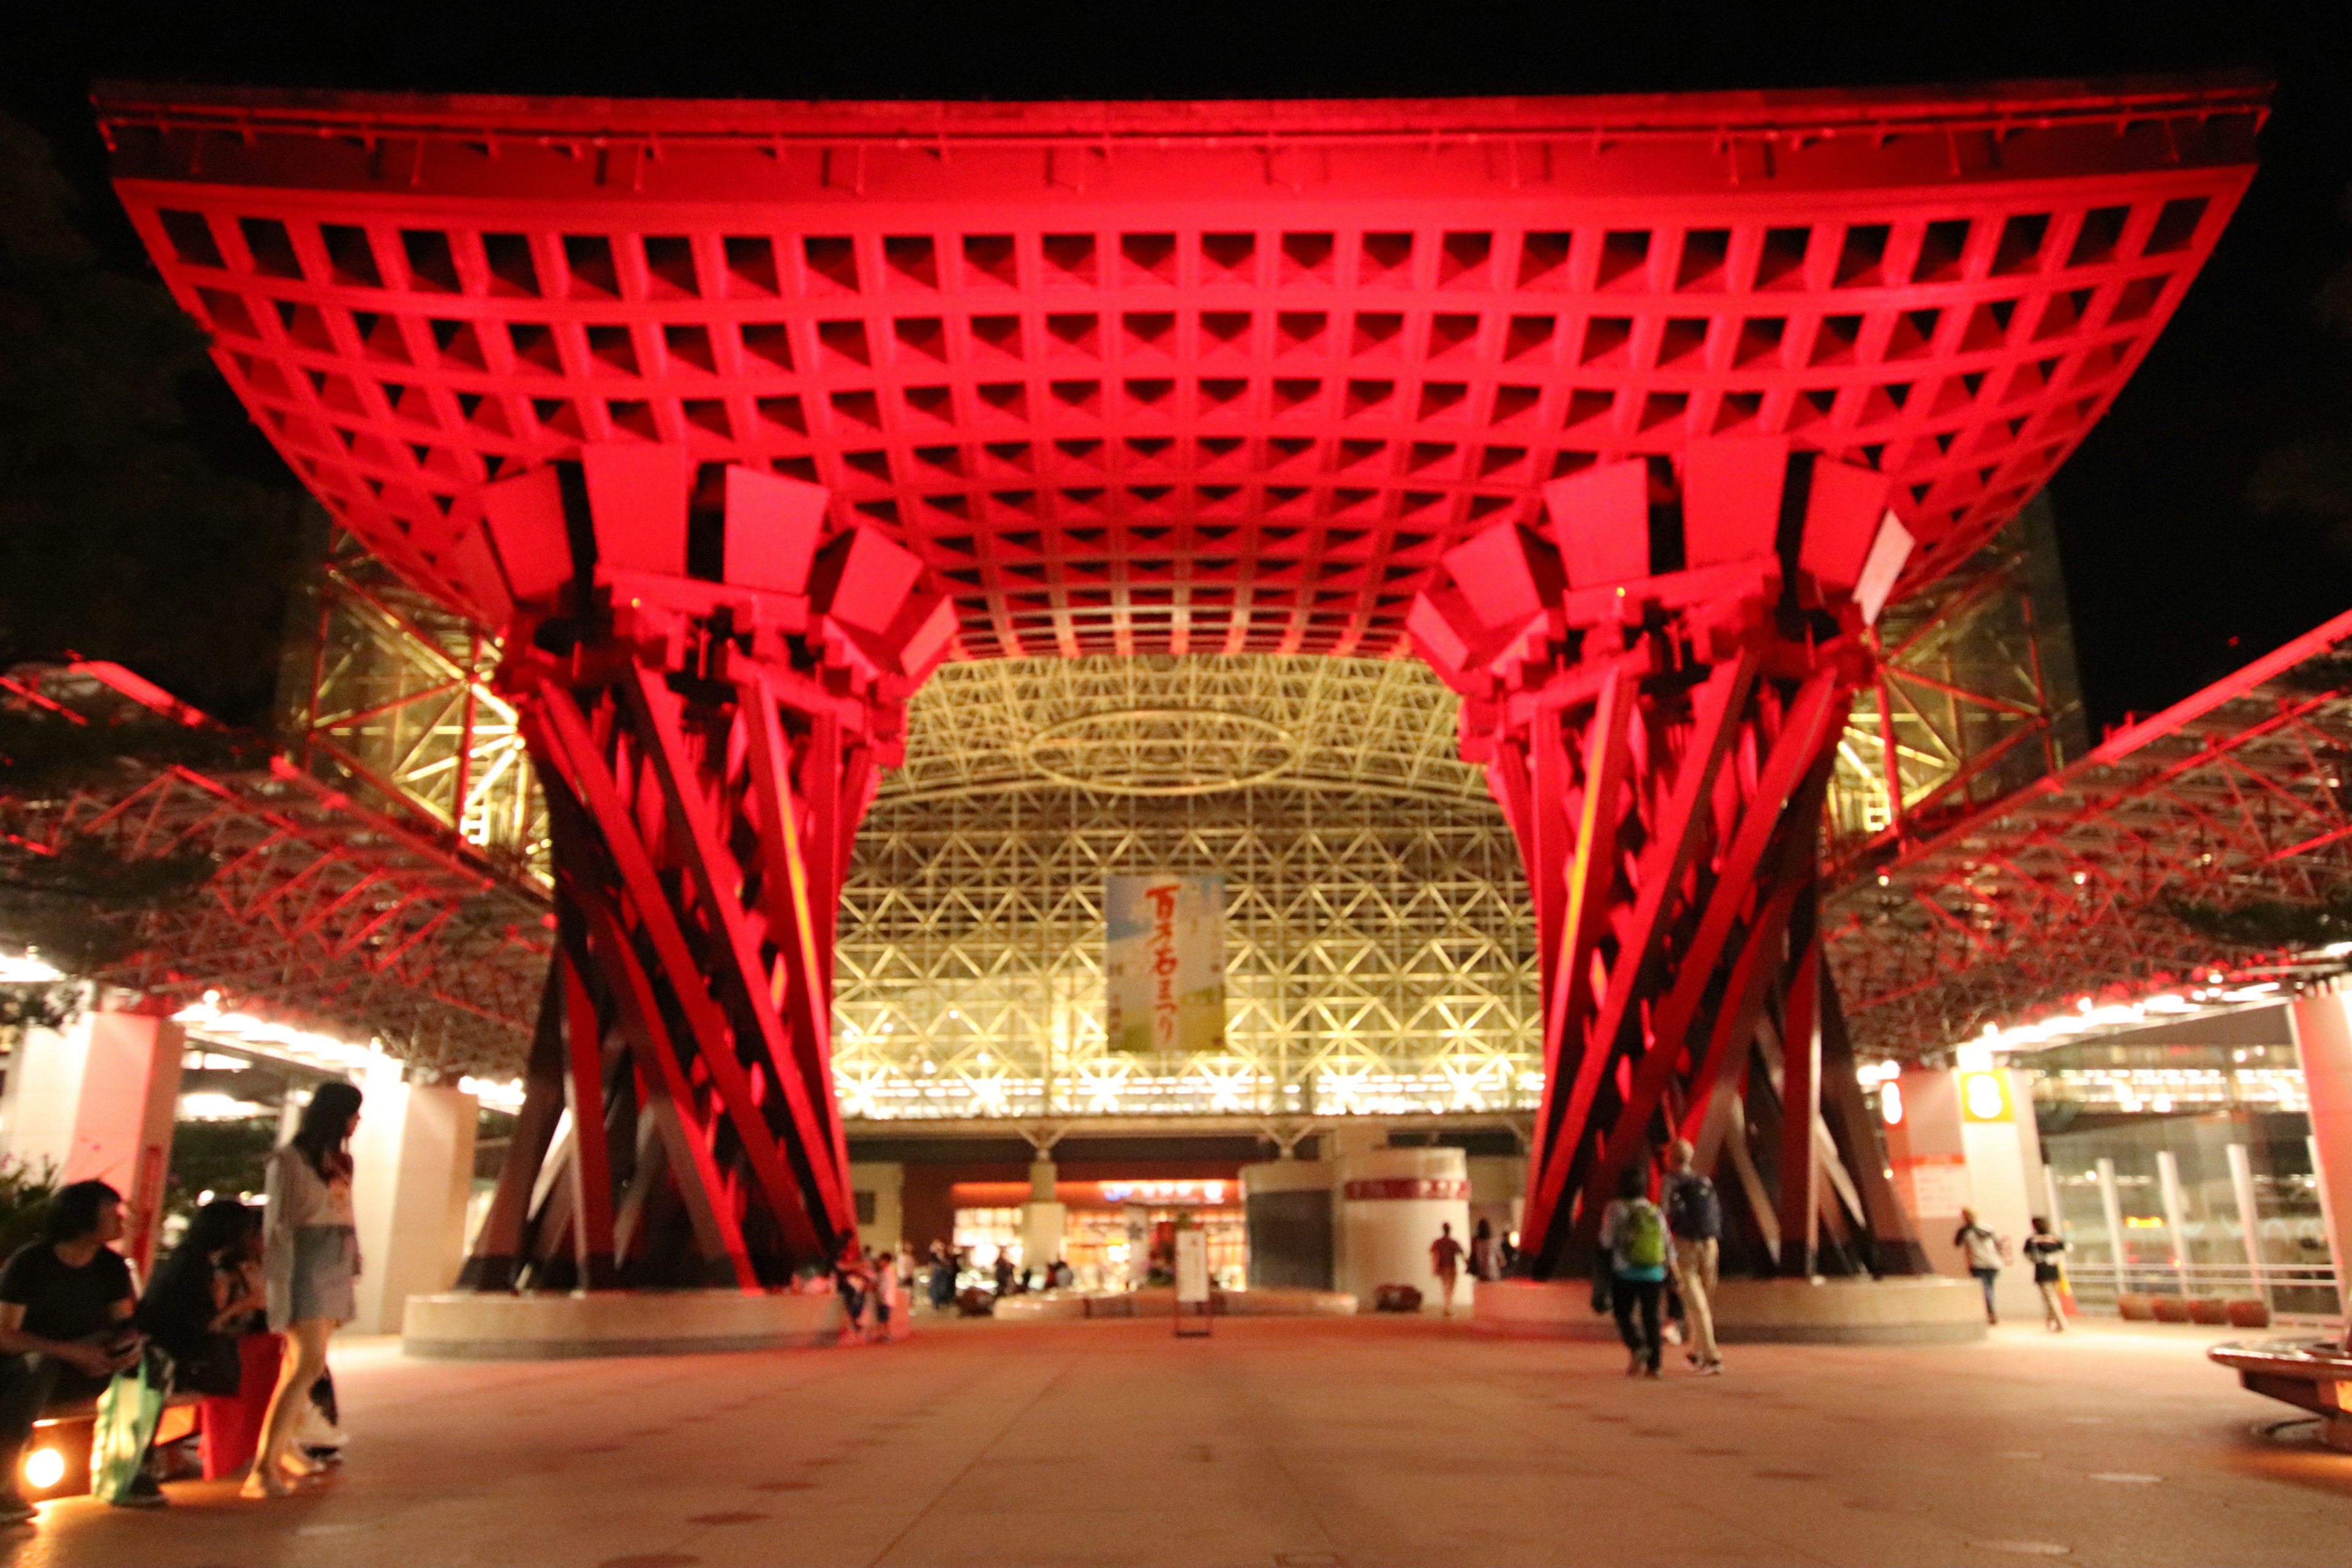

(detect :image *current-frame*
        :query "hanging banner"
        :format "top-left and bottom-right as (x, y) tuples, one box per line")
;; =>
(1105, 874), (1225, 1055)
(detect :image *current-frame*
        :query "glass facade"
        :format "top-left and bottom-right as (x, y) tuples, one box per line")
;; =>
(2041, 1109), (2339, 1318)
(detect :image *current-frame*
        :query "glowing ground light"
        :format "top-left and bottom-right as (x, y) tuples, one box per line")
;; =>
(22, 1446), (65, 1489)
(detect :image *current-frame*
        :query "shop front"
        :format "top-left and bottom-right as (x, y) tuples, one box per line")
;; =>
(951, 1178), (1246, 1292)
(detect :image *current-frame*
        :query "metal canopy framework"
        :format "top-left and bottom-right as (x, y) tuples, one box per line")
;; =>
(1831, 607), (2352, 1057)
(0, 663), (543, 1068)
(89, 76), (2262, 1284)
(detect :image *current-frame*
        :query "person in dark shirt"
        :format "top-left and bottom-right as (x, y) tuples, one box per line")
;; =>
(0, 1180), (149, 1522)
(138, 1200), (265, 1400)
(1430, 1223), (1466, 1316)
(2022, 1216), (2069, 1333)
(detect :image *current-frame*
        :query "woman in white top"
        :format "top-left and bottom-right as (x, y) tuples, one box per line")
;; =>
(244, 1080), (362, 1499)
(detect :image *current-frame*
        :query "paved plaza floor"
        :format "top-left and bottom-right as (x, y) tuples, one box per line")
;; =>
(5, 1313), (2347, 1567)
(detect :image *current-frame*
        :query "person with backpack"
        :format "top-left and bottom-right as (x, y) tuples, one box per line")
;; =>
(1597, 1162), (1669, 1378)
(1954, 1208), (2007, 1324)
(1661, 1138), (1724, 1376)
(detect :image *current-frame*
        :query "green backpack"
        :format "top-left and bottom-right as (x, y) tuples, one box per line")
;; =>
(1620, 1199), (1667, 1269)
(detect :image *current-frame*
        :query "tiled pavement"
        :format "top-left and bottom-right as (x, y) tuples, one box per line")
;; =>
(6, 1313), (2346, 1567)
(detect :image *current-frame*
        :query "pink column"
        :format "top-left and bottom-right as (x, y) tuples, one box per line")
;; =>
(0, 1005), (184, 1272)
(2288, 989), (2352, 1345)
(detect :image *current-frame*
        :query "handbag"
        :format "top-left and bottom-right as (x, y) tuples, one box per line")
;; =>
(91, 1346), (170, 1504)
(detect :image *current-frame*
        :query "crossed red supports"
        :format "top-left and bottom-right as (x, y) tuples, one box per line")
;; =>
(454, 449), (953, 1288)
(1412, 438), (1929, 1280)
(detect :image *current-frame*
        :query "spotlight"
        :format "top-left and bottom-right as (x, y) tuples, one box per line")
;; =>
(23, 1446), (65, 1490)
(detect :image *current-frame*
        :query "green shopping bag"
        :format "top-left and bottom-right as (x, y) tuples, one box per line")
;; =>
(89, 1350), (167, 1504)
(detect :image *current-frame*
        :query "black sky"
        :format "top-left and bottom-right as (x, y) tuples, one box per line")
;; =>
(6, 0), (2349, 733)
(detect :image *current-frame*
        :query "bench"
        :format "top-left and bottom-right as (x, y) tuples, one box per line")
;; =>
(2208, 1336), (2352, 1452)
(21, 1390), (206, 1499)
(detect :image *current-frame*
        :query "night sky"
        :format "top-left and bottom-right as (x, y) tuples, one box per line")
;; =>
(6, 0), (2348, 733)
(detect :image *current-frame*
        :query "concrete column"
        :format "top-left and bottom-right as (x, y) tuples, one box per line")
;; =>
(1020, 1158), (1065, 1278)
(2095, 1157), (2128, 1291)
(2155, 1148), (2192, 1292)
(0, 1006), (184, 1273)
(1333, 1145), (1471, 1314)
(2286, 990), (2352, 1341)
(2226, 1143), (2269, 1306)
(349, 1061), (478, 1335)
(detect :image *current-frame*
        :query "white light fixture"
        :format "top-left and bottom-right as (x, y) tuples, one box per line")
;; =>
(178, 1091), (271, 1121)
(457, 1076), (527, 1112)
(0, 952), (65, 985)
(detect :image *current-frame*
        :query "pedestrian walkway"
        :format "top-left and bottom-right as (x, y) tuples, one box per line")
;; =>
(6, 1316), (2345, 1567)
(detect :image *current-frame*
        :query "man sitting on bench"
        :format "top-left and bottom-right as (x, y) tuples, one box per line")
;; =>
(0, 1179), (154, 1522)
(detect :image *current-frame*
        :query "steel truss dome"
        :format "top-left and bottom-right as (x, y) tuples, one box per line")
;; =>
(879, 654), (1487, 805)
(836, 655), (1529, 1121)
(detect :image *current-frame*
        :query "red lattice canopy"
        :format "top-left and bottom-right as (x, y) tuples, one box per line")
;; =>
(97, 78), (2263, 660)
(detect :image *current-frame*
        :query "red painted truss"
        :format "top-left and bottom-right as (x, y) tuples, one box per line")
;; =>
(0, 662), (542, 1065)
(98, 78), (2261, 661)
(1830, 605), (2352, 1057)
(455, 450), (952, 1286)
(1413, 436), (1924, 1276)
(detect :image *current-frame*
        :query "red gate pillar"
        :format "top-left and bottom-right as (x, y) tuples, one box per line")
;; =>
(1410, 437), (1928, 1280)
(449, 450), (954, 1289)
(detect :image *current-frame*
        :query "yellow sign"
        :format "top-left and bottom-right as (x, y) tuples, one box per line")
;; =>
(1961, 1071), (2013, 1123)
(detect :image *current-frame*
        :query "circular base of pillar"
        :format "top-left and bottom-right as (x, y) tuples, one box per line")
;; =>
(993, 1287), (1357, 1322)
(2209, 1338), (2352, 1452)
(401, 1290), (846, 1360)
(1473, 1275), (1989, 1345)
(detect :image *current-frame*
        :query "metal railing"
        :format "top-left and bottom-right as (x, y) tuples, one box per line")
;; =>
(2059, 1260), (2341, 1321)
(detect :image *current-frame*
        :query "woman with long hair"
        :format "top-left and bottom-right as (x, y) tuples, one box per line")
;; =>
(243, 1080), (361, 1499)
(136, 1199), (266, 1479)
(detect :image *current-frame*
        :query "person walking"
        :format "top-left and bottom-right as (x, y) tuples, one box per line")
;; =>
(1599, 1163), (1670, 1378)
(1660, 1139), (1724, 1375)
(1469, 1218), (1500, 1283)
(2022, 1217), (2068, 1332)
(246, 1081), (363, 1499)
(1429, 1222), (1466, 1316)
(1954, 1207), (2007, 1324)
(0, 1180), (160, 1520)
(926, 1241), (956, 1313)
(894, 1242), (918, 1311)
(872, 1247), (901, 1340)
(834, 1238), (874, 1343)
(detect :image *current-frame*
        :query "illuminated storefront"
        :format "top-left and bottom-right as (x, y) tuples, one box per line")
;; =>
(951, 1179), (1248, 1290)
